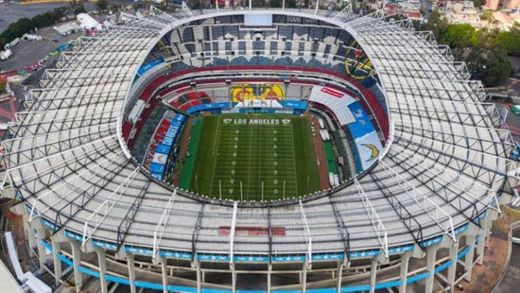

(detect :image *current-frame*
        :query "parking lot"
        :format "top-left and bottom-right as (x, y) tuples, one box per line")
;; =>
(0, 1), (141, 72)
(0, 26), (83, 72)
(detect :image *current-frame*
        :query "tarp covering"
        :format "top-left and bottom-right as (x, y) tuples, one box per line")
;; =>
(148, 114), (186, 180)
(309, 86), (382, 172)
(309, 86), (356, 125)
(345, 101), (382, 172)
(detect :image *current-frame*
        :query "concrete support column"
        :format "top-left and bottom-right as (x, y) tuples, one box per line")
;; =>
(447, 242), (459, 293)
(71, 241), (83, 292)
(231, 266), (237, 293)
(196, 262), (201, 293)
(34, 223), (46, 269)
(51, 238), (62, 287)
(96, 248), (108, 293)
(464, 234), (476, 282)
(336, 262), (344, 293)
(477, 216), (492, 265)
(369, 259), (377, 293)
(398, 252), (411, 293)
(476, 231), (487, 265)
(161, 258), (168, 293)
(302, 265), (307, 293)
(226, 82), (232, 108)
(424, 246), (438, 293)
(23, 216), (36, 251)
(127, 254), (137, 293)
(267, 264), (272, 293)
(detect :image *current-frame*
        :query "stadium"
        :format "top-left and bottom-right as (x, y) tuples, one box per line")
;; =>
(0, 3), (517, 293)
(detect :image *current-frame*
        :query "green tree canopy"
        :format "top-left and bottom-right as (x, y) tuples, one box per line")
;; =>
(480, 10), (494, 22)
(472, 0), (485, 7)
(421, 10), (450, 41)
(269, 0), (282, 7)
(0, 7), (65, 48)
(96, 0), (108, 12)
(286, 0), (297, 8)
(441, 24), (478, 48)
(490, 26), (520, 56)
(421, 9), (514, 86)
(465, 46), (513, 87)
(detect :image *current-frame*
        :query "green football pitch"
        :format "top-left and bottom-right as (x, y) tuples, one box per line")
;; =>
(188, 114), (320, 201)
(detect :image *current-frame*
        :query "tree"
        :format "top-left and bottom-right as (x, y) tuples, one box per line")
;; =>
(269, 0), (281, 7)
(420, 10), (514, 87)
(143, 0), (151, 10)
(74, 4), (87, 14)
(288, 0), (297, 8)
(441, 24), (478, 48)
(96, 0), (108, 12)
(187, 0), (200, 9)
(70, 0), (86, 14)
(110, 4), (122, 12)
(465, 46), (513, 87)
(0, 17), (33, 47)
(480, 10), (494, 22)
(252, 0), (267, 7)
(472, 0), (485, 8)
(0, 8), (65, 48)
(490, 26), (520, 56)
(421, 10), (449, 41)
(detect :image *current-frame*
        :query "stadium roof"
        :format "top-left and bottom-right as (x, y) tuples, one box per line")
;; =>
(1, 8), (514, 261)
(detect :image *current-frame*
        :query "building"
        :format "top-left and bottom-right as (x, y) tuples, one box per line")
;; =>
(485, 0), (520, 10)
(445, 1), (482, 27)
(485, 0), (501, 10)
(384, 2), (424, 21)
(504, 0), (520, 9)
(77, 13), (102, 31)
(53, 21), (81, 36)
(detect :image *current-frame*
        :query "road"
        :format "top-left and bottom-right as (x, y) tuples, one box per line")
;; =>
(420, 0), (432, 20)
(0, 1), (136, 33)
(494, 230), (520, 293)
(0, 2), (68, 33)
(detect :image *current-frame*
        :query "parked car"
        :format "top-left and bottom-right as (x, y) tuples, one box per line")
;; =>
(0, 49), (13, 61)
(512, 104), (520, 116)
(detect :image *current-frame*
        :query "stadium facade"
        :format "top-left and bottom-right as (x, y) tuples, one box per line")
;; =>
(1, 5), (517, 293)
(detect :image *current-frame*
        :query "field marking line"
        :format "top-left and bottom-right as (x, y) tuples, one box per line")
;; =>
(259, 125), (264, 200)
(290, 119), (299, 197)
(208, 117), (222, 196)
(246, 124), (254, 201)
(217, 123), (250, 200)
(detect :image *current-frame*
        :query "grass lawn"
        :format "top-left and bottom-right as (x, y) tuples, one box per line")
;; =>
(189, 114), (320, 201)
